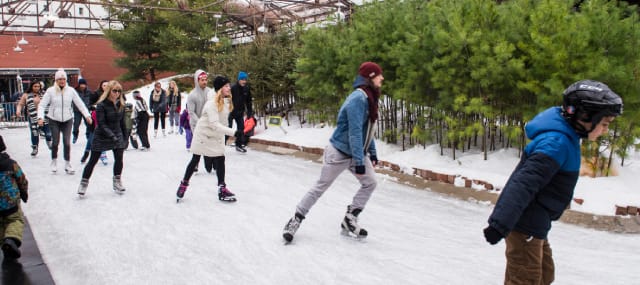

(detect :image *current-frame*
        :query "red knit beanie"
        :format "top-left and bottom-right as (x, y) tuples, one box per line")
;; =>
(358, 62), (382, 78)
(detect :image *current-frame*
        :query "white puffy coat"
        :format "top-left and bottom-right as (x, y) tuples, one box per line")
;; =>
(190, 97), (236, 157)
(37, 85), (90, 122)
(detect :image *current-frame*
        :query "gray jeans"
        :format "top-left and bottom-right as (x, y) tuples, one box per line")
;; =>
(296, 144), (377, 216)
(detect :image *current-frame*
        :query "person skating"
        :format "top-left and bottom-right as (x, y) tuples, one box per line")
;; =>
(77, 81), (128, 196)
(15, 82), (52, 157)
(72, 78), (93, 144)
(282, 62), (383, 242)
(186, 69), (212, 172)
(176, 75), (242, 203)
(483, 80), (623, 284)
(37, 68), (93, 174)
(132, 90), (151, 150)
(228, 71), (253, 153)
(0, 135), (29, 260)
(149, 82), (167, 138)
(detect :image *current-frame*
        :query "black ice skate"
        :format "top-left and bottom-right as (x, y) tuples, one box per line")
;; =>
(341, 206), (368, 239)
(176, 180), (188, 202)
(1, 238), (21, 259)
(282, 212), (305, 243)
(218, 184), (237, 202)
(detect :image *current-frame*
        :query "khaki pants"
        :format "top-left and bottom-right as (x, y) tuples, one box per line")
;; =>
(0, 207), (25, 244)
(504, 230), (554, 285)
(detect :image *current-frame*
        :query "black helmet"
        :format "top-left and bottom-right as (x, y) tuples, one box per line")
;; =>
(562, 80), (623, 137)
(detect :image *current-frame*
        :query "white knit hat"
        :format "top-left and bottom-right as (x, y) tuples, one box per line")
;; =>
(54, 68), (67, 80)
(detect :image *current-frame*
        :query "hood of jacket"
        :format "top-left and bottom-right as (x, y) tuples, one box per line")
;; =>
(352, 75), (368, 89)
(525, 107), (580, 144)
(193, 69), (208, 94)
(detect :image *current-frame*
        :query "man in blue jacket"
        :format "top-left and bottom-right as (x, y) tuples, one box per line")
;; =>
(483, 80), (623, 284)
(282, 62), (383, 243)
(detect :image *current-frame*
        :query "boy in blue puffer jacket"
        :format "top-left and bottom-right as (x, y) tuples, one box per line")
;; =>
(0, 135), (29, 260)
(483, 80), (623, 284)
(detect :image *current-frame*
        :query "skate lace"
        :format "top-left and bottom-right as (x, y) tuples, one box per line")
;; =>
(177, 184), (187, 196)
(285, 217), (301, 233)
(219, 186), (233, 195)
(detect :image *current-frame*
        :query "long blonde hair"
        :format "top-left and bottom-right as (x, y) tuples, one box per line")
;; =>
(169, 80), (179, 95)
(215, 88), (233, 113)
(96, 80), (125, 111)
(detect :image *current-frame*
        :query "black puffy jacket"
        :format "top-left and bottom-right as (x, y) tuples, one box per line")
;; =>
(91, 99), (127, 151)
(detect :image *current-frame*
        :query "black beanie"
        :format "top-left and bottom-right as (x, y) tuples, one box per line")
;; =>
(0, 135), (5, 152)
(213, 76), (230, 91)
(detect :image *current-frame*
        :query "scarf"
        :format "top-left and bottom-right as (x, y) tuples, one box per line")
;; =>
(360, 85), (380, 123)
(152, 89), (161, 102)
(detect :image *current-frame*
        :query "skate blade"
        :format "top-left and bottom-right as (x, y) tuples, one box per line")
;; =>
(113, 189), (125, 195)
(65, 170), (75, 175)
(219, 198), (237, 203)
(340, 229), (367, 241)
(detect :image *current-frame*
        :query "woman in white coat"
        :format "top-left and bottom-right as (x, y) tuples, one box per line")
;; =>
(37, 68), (92, 174)
(176, 76), (242, 202)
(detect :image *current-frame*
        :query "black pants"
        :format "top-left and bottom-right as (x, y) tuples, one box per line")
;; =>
(153, 112), (166, 130)
(82, 148), (124, 179)
(49, 119), (73, 161)
(183, 155), (225, 186)
(73, 111), (90, 140)
(227, 114), (246, 146)
(137, 113), (150, 148)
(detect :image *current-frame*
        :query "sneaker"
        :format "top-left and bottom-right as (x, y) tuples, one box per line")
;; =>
(113, 175), (126, 194)
(30, 145), (38, 157)
(77, 178), (89, 196)
(283, 212), (305, 242)
(176, 180), (189, 201)
(1, 238), (21, 259)
(341, 206), (368, 238)
(235, 145), (247, 153)
(65, 161), (75, 175)
(50, 159), (57, 173)
(80, 150), (90, 163)
(218, 184), (237, 202)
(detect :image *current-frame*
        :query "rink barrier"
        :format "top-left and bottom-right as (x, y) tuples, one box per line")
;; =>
(250, 137), (640, 225)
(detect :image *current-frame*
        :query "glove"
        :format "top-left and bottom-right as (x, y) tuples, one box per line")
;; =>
(20, 190), (28, 203)
(355, 165), (365, 175)
(370, 155), (378, 166)
(179, 127), (184, 135)
(234, 130), (243, 137)
(483, 226), (503, 245)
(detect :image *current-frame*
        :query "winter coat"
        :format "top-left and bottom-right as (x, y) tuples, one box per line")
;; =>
(329, 76), (378, 167)
(91, 99), (127, 152)
(38, 85), (90, 123)
(167, 89), (182, 113)
(0, 152), (28, 216)
(73, 86), (92, 112)
(179, 109), (191, 131)
(124, 103), (134, 130)
(488, 107), (581, 239)
(190, 97), (236, 157)
(187, 69), (212, 131)
(230, 82), (253, 118)
(149, 89), (167, 113)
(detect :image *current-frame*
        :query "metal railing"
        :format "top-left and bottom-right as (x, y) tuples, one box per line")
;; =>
(0, 102), (29, 128)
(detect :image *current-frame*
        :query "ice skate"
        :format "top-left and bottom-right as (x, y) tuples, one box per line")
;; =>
(100, 152), (108, 165)
(235, 145), (247, 153)
(176, 180), (189, 202)
(50, 159), (57, 173)
(162, 129), (166, 137)
(77, 178), (89, 196)
(340, 206), (368, 239)
(30, 145), (38, 157)
(113, 175), (126, 194)
(282, 212), (305, 243)
(218, 184), (237, 202)
(1, 238), (21, 259)
(64, 161), (75, 175)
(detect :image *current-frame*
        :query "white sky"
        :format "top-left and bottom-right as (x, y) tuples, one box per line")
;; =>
(1, 78), (638, 284)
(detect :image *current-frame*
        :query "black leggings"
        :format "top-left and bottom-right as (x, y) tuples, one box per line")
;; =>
(49, 119), (73, 161)
(82, 148), (125, 179)
(183, 155), (225, 185)
(153, 112), (166, 130)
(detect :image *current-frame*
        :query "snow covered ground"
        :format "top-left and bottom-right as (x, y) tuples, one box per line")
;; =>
(2, 120), (639, 284)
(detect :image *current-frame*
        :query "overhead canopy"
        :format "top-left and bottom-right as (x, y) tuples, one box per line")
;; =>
(0, 0), (357, 41)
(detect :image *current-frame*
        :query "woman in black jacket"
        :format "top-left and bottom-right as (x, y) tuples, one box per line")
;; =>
(149, 82), (167, 137)
(77, 80), (128, 196)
